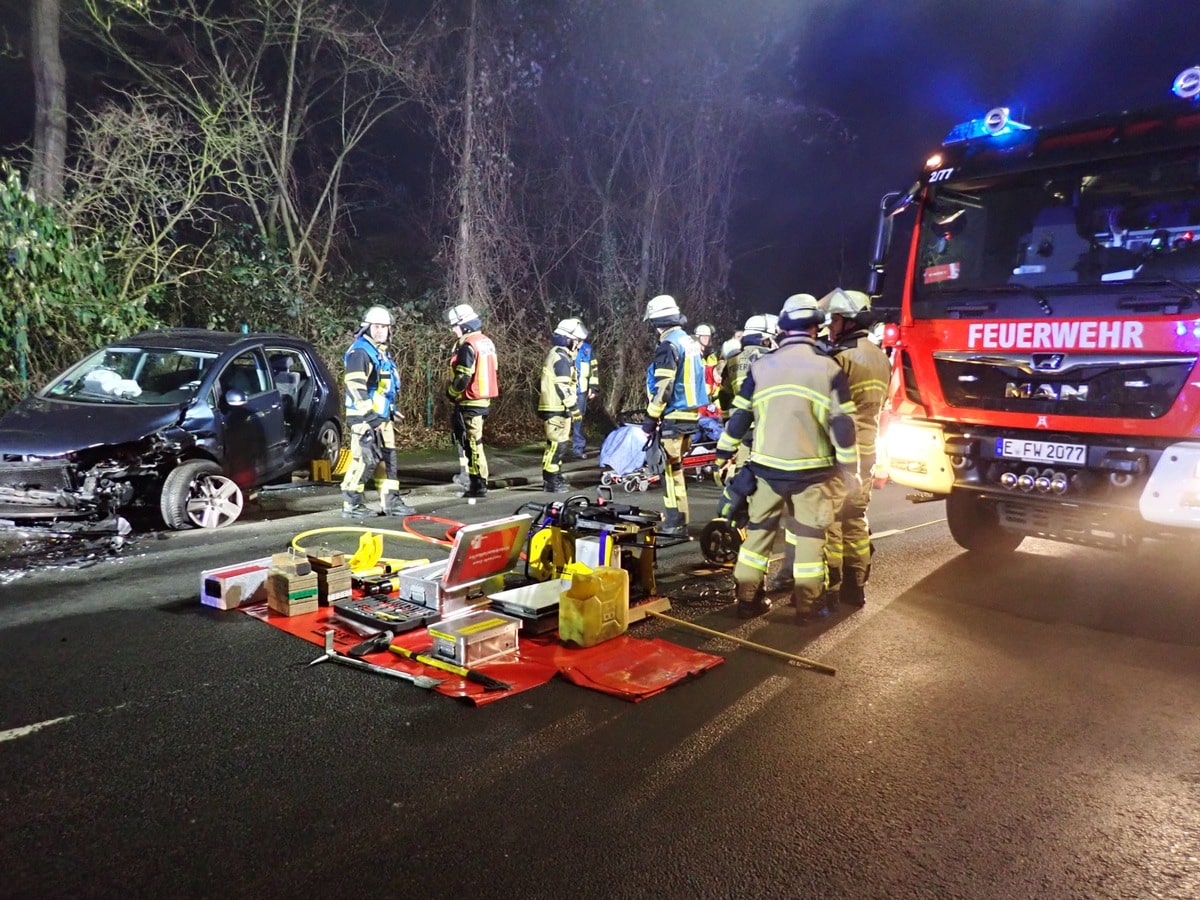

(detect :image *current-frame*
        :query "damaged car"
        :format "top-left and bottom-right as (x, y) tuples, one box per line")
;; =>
(0, 330), (343, 530)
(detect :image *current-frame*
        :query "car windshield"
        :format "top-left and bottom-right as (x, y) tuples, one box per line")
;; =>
(912, 150), (1200, 319)
(43, 346), (219, 404)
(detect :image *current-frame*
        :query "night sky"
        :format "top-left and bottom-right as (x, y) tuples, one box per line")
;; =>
(2, 0), (1199, 315)
(734, 0), (1200, 310)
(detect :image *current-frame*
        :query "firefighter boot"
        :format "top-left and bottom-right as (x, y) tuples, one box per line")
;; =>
(794, 585), (830, 625)
(382, 494), (416, 517)
(823, 566), (842, 611)
(463, 475), (489, 499)
(658, 509), (689, 538)
(735, 581), (773, 619)
(840, 570), (866, 608)
(341, 491), (376, 520)
(542, 472), (570, 493)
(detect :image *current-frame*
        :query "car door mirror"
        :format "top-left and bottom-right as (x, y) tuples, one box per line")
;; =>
(223, 388), (248, 408)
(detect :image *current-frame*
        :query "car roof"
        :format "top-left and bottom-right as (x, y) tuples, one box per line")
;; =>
(116, 329), (314, 353)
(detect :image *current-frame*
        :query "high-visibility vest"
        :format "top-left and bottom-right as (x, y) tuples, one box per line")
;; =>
(343, 334), (396, 420)
(461, 332), (499, 400)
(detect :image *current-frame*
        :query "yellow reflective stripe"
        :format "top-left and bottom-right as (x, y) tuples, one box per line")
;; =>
(732, 395), (752, 411)
(751, 385), (831, 419)
(647, 400), (666, 418)
(836, 447), (858, 464)
(737, 547), (770, 572)
(749, 452), (835, 470)
(716, 433), (740, 453)
(851, 381), (887, 397)
(791, 561), (825, 578)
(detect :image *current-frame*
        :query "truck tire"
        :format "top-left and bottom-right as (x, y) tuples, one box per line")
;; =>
(160, 460), (245, 530)
(945, 488), (1023, 554)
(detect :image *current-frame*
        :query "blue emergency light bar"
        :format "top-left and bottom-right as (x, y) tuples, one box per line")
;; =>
(943, 107), (1030, 145)
(1174, 66), (1200, 100)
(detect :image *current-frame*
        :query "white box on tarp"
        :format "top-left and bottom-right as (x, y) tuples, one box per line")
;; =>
(200, 557), (272, 610)
(575, 536), (621, 570)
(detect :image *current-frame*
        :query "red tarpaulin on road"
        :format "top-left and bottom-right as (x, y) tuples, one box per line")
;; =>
(242, 604), (723, 706)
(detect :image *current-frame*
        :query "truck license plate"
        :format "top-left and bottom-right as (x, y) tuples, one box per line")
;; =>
(996, 438), (1086, 466)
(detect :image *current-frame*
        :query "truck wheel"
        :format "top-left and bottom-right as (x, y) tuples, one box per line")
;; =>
(945, 489), (1023, 554)
(160, 460), (244, 530)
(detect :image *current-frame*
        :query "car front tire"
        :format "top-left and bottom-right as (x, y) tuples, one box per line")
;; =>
(160, 459), (245, 530)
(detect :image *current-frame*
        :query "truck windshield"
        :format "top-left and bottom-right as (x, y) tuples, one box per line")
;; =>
(912, 150), (1200, 319)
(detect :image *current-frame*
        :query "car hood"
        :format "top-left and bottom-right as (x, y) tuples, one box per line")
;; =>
(0, 396), (186, 458)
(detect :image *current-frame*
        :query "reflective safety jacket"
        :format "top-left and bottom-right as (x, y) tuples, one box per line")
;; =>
(448, 329), (499, 409)
(728, 337), (770, 400)
(343, 334), (397, 427)
(717, 333), (858, 491)
(832, 326), (891, 478)
(538, 339), (578, 417)
(575, 341), (599, 395)
(645, 326), (708, 425)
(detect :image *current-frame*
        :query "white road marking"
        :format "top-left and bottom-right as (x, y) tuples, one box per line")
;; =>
(0, 715), (75, 744)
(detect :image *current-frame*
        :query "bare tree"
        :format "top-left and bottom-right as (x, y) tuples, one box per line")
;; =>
(29, 0), (67, 204)
(83, 0), (438, 305)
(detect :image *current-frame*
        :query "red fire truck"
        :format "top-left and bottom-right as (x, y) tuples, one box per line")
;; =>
(876, 66), (1200, 554)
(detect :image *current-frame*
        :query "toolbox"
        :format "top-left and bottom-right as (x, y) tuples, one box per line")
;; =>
(396, 515), (532, 617)
(428, 610), (521, 666)
(489, 579), (563, 635)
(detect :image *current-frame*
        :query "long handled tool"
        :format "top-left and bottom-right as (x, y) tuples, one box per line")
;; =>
(388, 643), (512, 692)
(629, 598), (836, 676)
(308, 630), (443, 689)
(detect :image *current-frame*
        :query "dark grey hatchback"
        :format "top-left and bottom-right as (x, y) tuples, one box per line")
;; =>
(0, 329), (343, 529)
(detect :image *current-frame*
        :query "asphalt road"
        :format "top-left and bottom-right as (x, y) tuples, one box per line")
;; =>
(2, 452), (1199, 898)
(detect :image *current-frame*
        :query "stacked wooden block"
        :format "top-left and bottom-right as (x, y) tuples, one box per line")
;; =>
(267, 552), (320, 616)
(306, 551), (353, 606)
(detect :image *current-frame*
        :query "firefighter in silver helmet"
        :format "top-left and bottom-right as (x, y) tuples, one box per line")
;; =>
(340, 305), (416, 519)
(538, 318), (587, 492)
(642, 294), (709, 537)
(714, 293), (858, 622)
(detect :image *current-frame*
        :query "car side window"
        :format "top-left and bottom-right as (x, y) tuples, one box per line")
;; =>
(219, 351), (270, 398)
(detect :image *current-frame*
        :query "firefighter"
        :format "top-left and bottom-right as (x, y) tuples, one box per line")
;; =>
(340, 305), (416, 519)
(715, 336), (741, 417)
(714, 293), (858, 622)
(694, 324), (723, 441)
(446, 303), (499, 500)
(571, 332), (599, 459)
(820, 288), (892, 607)
(725, 314), (778, 466)
(539, 318), (586, 492)
(643, 294), (709, 537)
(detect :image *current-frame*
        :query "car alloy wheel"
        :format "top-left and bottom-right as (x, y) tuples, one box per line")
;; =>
(160, 459), (245, 530)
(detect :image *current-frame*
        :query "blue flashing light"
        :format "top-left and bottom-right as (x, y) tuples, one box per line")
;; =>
(1174, 66), (1200, 101)
(943, 107), (1031, 145)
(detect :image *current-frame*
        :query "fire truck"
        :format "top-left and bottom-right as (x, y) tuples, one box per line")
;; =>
(875, 66), (1200, 554)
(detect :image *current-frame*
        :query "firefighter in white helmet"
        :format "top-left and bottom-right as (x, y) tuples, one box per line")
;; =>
(714, 293), (857, 621)
(820, 288), (890, 607)
(446, 303), (499, 499)
(642, 294), (709, 537)
(538, 318), (587, 492)
(340, 305), (416, 519)
(715, 336), (742, 417)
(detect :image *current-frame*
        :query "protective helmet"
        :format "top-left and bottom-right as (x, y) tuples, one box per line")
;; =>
(743, 314), (772, 337)
(361, 305), (394, 327)
(644, 294), (681, 322)
(763, 314), (780, 337)
(720, 337), (741, 359)
(694, 323), (714, 338)
(555, 317), (588, 341)
(778, 293), (823, 331)
(447, 303), (479, 327)
(821, 288), (871, 319)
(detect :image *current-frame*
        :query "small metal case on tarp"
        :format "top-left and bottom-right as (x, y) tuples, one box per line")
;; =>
(397, 515), (532, 617)
(427, 610), (521, 666)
